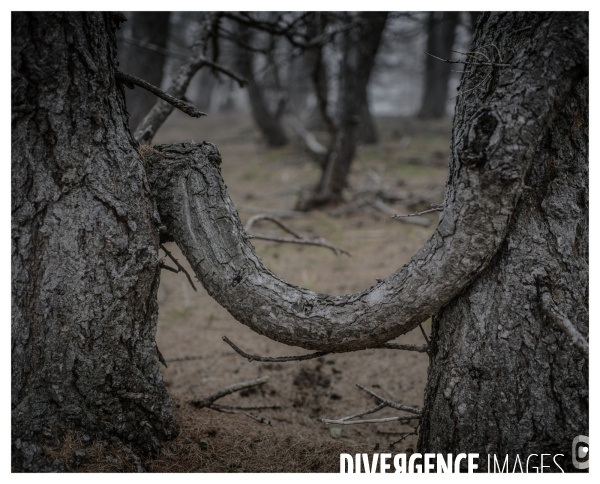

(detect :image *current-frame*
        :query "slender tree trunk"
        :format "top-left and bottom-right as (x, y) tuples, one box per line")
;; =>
(358, 96), (378, 144)
(418, 12), (588, 469)
(235, 27), (288, 147)
(12, 13), (176, 471)
(299, 12), (388, 210)
(117, 12), (171, 130)
(418, 12), (460, 119)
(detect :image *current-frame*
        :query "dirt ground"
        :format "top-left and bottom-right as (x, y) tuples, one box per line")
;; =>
(144, 111), (451, 471)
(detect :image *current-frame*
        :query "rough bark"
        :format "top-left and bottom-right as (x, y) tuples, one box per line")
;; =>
(117, 12), (171, 130)
(299, 12), (388, 210)
(12, 13), (176, 471)
(418, 12), (460, 119)
(235, 26), (289, 147)
(418, 12), (588, 467)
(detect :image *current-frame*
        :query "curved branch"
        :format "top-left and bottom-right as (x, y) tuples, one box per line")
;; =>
(146, 14), (586, 353)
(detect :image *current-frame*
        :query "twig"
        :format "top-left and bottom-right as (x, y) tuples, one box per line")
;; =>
(369, 199), (431, 227)
(379, 342), (429, 354)
(223, 336), (329, 362)
(393, 206), (443, 218)
(322, 415), (420, 425)
(160, 244), (197, 291)
(164, 350), (235, 363)
(419, 323), (430, 345)
(245, 214), (351, 256)
(245, 413), (271, 425)
(356, 384), (422, 415)
(245, 214), (304, 239)
(425, 52), (510, 67)
(248, 234), (350, 256)
(115, 71), (207, 119)
(159, 263), (179, 273)
(191, 376), (269, 408)
(389, 427), (420, 448)
(117, 35), (189, 60)
(540, 291), (589, 360)
(335, 403), (387, 421)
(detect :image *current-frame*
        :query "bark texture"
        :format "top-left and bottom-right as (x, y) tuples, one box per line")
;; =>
(117, 12), (171, 130)
(418, 12), (460, 119)
(12, 13), (176, 471)
(418, 12), (588, 467)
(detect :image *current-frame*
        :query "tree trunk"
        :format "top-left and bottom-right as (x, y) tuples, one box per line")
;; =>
(358, 96), (378, 145)
(418, 12), (588, 468)
(117, 12), (171, 130)
(418, 12), (460, 119)
(235, 26), (288, 147)
(299, 12), (388, 210)
(12, 13), (176, 471)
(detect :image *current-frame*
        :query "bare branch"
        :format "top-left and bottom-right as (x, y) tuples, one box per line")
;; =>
(393, 206), (443, 218)
(245, 214), (304, 239)
(191, 376), (269, 408)
(369, 198), (431, 227)
(419, 323), (430, 345)
(211, 403), (281, 411)
(356, 384), (422, 415)
(425, 52), (511, 67)
(540, 291), (589, 360)
(160, 244), (197, 292)
(245, 413), (271, 425)
(237, 205), (307, 218)
(116, 71), (207, 119)
(379, 342), (429, 353)
(333, 403), (387, 422)
(244, 214), (351, 256)
(322, 415), (420, 425)
(223, 336), (329, 362)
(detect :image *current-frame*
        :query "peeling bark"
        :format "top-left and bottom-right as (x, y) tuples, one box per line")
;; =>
(12, 13), (176, 471)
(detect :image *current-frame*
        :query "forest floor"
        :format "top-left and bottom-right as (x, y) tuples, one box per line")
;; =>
(81, 112), (452, 472)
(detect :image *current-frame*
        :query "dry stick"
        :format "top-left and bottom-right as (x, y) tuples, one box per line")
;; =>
(336, 403), (387, 422)
(160, 243), (197, 292)
(418, 323), (430, 345)
(245, 413), (271, 425)
(370, 199), (431, 227)
(245, 214), (304, 239)
(191, 376), (269, 408)
(425, 52), (511, 67)
(393, 206), (443, 218)
(115, 71), (207, 119)
(223, 336), (330, 362)
(540, 291), (589, 360)
(379, 342), (429, 354)
(356, 384), (422, 415)
(245, 214), (351, 256)
(159, 263), (179, 273)
(322, 415), (420, 425)
(248, 234), (350, 256)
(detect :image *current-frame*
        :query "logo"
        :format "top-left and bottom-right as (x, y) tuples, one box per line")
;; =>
(572, 435), (589, 470)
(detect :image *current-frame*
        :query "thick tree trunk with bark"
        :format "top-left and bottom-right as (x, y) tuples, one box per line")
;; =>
(418, 12), (460, 119)
(12, 11), (588, 472)
(12, 13), (176, 471)
(235, 27), (288, 147)
(299, 12), (388, 210)
(117, 12), (171, 130)
(418, 12), (588, 467)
